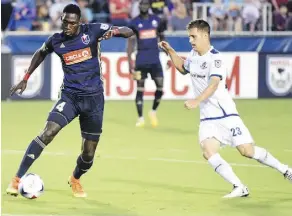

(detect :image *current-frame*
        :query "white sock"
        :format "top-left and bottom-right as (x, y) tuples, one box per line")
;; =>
(253, 146), (288, 174)
(208, 153), (243, 187)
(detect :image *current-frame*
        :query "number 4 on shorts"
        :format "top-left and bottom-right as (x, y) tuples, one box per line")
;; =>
(56, 102), (66, 112)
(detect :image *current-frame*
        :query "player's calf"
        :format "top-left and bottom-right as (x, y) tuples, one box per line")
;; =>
(237, 143), (290, 177)
(73, 139), (98, 179)
(201, 138), (244, 189)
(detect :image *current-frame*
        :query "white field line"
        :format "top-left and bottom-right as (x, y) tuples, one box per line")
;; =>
(0, 149), (279, 168)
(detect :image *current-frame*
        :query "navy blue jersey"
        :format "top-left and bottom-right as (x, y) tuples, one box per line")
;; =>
(129, 15), (162, 66)
(43, 23), (112, 95)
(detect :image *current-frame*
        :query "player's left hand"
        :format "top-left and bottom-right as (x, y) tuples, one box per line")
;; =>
(184, 99), (200, 110)
(132, 71), (142, 80)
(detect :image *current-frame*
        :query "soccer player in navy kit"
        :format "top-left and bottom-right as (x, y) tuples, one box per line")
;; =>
(7, 4), (134, 198)
(127, 0), (165, 128)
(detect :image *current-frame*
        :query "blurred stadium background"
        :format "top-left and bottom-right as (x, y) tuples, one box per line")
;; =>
(1, 0), (292, 216)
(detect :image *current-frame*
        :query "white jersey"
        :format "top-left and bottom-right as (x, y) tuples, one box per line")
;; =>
(183, 46), (239, 121)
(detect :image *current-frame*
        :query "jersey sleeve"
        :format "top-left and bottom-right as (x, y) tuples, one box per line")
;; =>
(209, 55), (225, 80)
(40, 36), (54, 54)
(182, 52), (192, 74)
(90, 23), (113, 38)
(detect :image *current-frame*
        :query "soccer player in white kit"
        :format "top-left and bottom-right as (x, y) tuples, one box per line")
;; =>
(159, 20), (292, 198)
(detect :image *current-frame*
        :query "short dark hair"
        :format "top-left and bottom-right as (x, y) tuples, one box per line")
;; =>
(63, 4), (81, 18)
(187, 20), (210, 36)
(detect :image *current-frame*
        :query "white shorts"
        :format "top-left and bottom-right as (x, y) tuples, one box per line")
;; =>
(199, 116), (254, 147)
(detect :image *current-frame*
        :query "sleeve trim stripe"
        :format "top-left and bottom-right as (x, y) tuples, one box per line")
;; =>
(210, 74), (222, 80)
(182, 65), (190, 74)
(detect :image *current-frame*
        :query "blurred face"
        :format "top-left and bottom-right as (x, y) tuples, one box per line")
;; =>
(188, 27), (209, 53)
(139, 0), (150, 14)
(61, 13), (80, 36)
(280, 6), (287, 15)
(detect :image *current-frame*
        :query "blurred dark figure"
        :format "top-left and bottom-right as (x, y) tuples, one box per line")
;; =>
(1, 0), (13, 31)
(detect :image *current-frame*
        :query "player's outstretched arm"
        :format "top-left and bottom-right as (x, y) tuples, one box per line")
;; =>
(112, 26), (134, 38)
(10, 46), (49, 96)
(158, 41), (187, 75)
(127, 35), (136, 73)
(102, 26), (134, 40)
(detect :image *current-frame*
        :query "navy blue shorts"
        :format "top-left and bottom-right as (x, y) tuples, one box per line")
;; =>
(135, 63), (163, 80)
(47, 91), (104, 141)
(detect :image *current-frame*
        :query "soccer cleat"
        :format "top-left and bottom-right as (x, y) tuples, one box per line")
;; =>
(148, 111), (158, 127)
(223, 185), (249, 198)
(68, 176), (87, 198)
(135, 118), (145, 127)
(6, 176), (20, 196)
(284, 168), (292, 182)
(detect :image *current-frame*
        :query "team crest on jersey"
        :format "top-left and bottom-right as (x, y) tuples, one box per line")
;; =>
(200, 62), (207, 69)
(215, 60), (221, 68)
(266, 56), (292, 96)
(138, 23), (143, 28)
(81, 34), (90, 45)
(152, 20), (158, 27)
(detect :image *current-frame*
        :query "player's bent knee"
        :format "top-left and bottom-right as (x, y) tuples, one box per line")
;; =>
(237, 143), (254, 158)
(201, 138), (221, 160)
(39, 122), (62, 144)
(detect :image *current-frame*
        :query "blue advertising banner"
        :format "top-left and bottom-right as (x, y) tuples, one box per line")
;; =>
(258, 53), (292, 98)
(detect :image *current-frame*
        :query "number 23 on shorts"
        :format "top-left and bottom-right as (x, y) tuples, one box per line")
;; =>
(231, 127), (242, 137)
(56, 102), (66, 112)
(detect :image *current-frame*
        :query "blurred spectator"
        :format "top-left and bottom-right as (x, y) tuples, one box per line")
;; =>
(131, 0), (140, 18)
(242, 0), (260, 31)
(286, 0), (292, 29)
(168, 0), (192, 31)
(225, 0), (243, 31)
(1, 0), (13, 31)
(8, 0), (37, 31)
(49, 0), (73, 30)
(109, 0), (131, 26)
(77, 0), (93, 23)
(90, 0), (110, 22)
(270, 0), (288, 12)
(33, 3), (51, 31)
(209, 0), (228, 31)
(273, 4), (288, 30)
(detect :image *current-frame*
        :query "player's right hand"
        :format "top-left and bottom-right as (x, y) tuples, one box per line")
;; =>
(158, 41), (173, 53)
(132, 71), (142, 80)
(10, 80), (27, 96)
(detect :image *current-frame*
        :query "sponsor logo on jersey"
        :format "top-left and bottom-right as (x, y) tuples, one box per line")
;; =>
(139, 29), (156, 39)
(152, 20), (158, 27)
(191, 73), (206, 79)
(63, 47), (92, 65)
(81, 34), (90, 45)
(266, 56), (292, 96)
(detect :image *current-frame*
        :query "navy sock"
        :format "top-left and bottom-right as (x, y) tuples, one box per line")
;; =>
(16, 136), (46, 178)
(152, 90), (163, 111)
(135, 91), (144, 117)
(73, 155), (94, 179)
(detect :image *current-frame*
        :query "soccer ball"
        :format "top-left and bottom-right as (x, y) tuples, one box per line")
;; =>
(18, 173), (44, 199)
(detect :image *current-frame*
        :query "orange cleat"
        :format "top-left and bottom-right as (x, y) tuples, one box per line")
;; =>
(6, 176), (20, 196)
(68, 176), (87, 198)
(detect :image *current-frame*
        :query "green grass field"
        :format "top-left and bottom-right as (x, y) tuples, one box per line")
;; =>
(2, 100), (292, 216)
